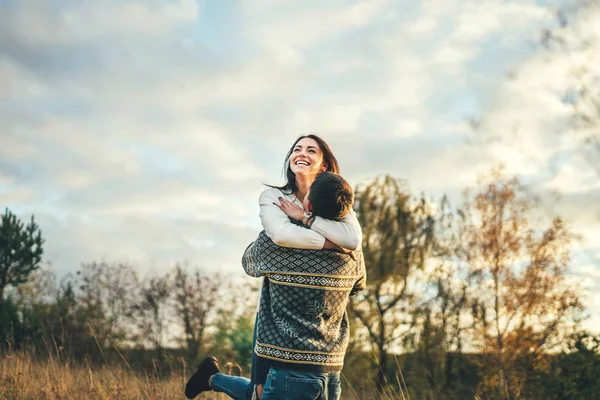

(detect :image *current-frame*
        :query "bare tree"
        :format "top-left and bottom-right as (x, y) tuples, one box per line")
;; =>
(172, 264), (221, 360)
(13, 266), (57, 307)
(132, 274), (171, 353)
(76, 261), (139, 348)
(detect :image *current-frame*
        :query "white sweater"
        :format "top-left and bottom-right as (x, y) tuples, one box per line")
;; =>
(258, 187), (362, 251)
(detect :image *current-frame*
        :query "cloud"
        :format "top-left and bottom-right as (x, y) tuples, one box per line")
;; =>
(0, 0), (200, 44)
(474, 1), (600, 254)
(542, 158), (600, 195)
(243, 0), (387, 55)
(575, 260), (600, 332)
(1, 0), (598, 338)
(36, 210), (258, 278)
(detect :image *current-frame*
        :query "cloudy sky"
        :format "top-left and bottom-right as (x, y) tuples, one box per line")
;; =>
(2, 0), (599, 329)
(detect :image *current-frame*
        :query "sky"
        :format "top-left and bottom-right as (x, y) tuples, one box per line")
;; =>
(1, 0), (599, 330)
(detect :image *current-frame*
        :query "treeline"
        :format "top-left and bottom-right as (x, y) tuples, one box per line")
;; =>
(1, 168), (600, 400)
(345, 169), (600, 399)
(0, 261), (259, 376)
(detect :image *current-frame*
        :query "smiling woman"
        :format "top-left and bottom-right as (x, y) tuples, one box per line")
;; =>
(271, 135), (341, 202)
(259, 135), (358, 250)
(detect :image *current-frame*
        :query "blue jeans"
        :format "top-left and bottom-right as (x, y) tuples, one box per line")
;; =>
(210, 314), (265, 400)
(262, 367), (342, 400)
(211, 373), (254, 400)
(211, 367), (342, 400)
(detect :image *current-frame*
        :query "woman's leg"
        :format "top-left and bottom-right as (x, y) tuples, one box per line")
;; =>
(185, 356), (254, 400)
(210, 373), (254, 400)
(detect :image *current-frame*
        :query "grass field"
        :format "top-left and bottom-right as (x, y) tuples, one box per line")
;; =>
(0, 350), (399, 400)
(0, 350), (212, 400)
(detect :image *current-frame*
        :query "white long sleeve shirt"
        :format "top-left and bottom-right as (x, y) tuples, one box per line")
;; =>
(258, 187), (362, 251)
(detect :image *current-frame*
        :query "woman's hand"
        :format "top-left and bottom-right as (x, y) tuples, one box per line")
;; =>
(273, 197), (305, 221)
(322, 239), (356, 260)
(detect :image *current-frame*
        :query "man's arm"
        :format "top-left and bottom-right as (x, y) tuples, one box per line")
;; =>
(243, 230), (353, 277)
(242, 241), (263, 278)
(242, 231), (292, 277)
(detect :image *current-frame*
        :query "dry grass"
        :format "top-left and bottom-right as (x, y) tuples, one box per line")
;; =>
(0, 349), (401, 400)
(0, 350), (235, 400)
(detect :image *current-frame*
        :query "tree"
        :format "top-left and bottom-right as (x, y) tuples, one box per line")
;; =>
(172, 264), (221, 361)
(206, 278), (258, 373)
(0, 296), (22, 349)
(0, 208), (44, 304)
(350, 175), (436, 392)
(12, 268), (58, 350)
(51, 279), (83, 354)
(414, 196), (475, 399)
(533, 331), (600, 400)
(457, 168), (584, 399)
(10, 268), (98, 357)
(210, 308), (256, 374)
(76, 261), (139, 349)
(132, 274), (171, 354)
(14, 266), (57, 308)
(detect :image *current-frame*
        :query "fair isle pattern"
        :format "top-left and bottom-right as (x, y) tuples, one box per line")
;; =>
(258, 285), (351, 352)
(244, 231), (364, 277)
(267, 273), (357, 289)
(242, 231), (366, 372)
(275, 317), (299, 339)
(255, 342), (345, 366)
(306, 300), (332, 318)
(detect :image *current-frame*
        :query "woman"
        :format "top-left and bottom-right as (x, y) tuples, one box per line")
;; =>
(185, 134), (362, 400)
(260, 134), (362, 252)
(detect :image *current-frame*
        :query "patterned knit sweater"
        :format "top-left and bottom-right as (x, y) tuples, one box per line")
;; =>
(243, 231), (366, 373)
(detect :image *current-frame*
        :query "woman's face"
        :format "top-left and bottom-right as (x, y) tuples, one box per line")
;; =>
(289, 137), (327, 177)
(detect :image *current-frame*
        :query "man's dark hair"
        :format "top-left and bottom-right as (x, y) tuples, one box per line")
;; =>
(308, 172), (354, 220)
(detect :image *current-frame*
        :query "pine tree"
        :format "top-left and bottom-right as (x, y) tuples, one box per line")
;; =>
(0, 208), (44, 303)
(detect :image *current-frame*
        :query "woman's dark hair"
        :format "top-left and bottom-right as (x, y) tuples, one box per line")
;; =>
(266, 134), (340, 195)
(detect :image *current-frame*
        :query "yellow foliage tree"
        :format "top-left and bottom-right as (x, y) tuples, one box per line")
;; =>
(457, 168), (584, 399)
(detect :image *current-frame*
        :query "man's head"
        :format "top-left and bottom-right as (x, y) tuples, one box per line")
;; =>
(303, 172), (354, 220)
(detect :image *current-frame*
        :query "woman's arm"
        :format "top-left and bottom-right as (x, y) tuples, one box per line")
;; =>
(259, 189), (326, 250)
(275, 195), (363, 251)
(310, 211), (363, 251)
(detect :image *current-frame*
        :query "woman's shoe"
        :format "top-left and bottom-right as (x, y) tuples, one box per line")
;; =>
(185, 356), (220, 399)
